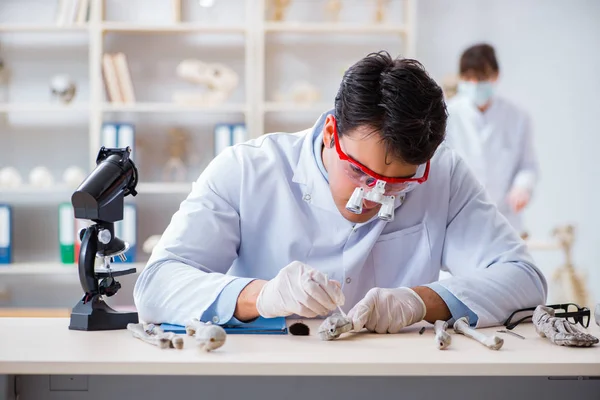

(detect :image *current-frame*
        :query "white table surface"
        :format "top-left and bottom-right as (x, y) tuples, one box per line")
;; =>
(0, 317), (598, 376)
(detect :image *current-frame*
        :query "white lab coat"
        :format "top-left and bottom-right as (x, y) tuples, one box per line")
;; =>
(134, 111), (547, 328)
(444, 95), (539, 233)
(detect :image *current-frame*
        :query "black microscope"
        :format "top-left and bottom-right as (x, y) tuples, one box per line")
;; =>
(68, 146), (140, 331)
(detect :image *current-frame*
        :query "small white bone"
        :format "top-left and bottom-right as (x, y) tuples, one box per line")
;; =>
(433, 320), (451, 350)
(127, 323), (183, 349)
(453, 317), (504, 350)
(185, 318), (227, 352)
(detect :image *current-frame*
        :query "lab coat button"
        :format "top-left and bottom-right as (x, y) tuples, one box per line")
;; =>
(303, 194), (311, 201)
(346, 277), (351, 284)
(212, 316), (219, 323)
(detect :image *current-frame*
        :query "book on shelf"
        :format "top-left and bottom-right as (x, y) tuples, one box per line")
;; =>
(102, 53), (136, 104)
(55, 0), (90, 26)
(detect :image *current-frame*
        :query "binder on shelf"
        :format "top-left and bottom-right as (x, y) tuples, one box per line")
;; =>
(232, 123), (246, 145)
(58, 203), (75, 264)
(0, 204), (12, 264)
(214, 123), (246, 156)
(102, 122), (135, 156)
(101, 122), (118, 148)
(113, 204), (136, 264)
(214, 124), (231, 156)
(117, 123), (135, 160)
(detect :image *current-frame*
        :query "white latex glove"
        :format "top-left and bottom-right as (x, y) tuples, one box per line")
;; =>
(348, 287), (426, 334)
(256, 261), (345, 318)
(507, 187), (530, 213)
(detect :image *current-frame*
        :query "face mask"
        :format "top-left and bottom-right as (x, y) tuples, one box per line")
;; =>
(458, 81), (495, 107)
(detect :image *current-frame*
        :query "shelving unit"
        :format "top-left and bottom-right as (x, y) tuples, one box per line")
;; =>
(0, 0), (416, 276)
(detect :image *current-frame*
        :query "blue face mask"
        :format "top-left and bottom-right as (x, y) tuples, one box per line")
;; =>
(458, 81), (495, 107)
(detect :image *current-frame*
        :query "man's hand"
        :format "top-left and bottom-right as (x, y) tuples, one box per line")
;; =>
(348, 287), (426, 334)
(256, 261), (345, 318)
(507, 187), (530, 213)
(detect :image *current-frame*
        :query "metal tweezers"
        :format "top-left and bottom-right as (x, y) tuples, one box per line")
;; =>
(497, 329), (525, 339)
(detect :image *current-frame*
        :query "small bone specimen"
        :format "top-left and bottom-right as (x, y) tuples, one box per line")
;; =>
(433, 320), (451, 350)
(532, 305), (598, 347)
(185, 318), (227, 351)
(453, 317), (504, 350)
(127, 323), (184, 349)
(318, 313), (353, 341)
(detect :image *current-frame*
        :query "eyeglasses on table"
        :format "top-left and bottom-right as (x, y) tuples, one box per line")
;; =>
(503, 303), (590, 330)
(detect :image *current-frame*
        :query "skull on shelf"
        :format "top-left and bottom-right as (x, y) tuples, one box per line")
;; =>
(173, 59), (239, 107)
(50, 74), (77, 104)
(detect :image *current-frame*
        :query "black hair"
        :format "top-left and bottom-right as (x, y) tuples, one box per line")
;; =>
(459, 43), (499, 78)
(334, 51), (447, 165)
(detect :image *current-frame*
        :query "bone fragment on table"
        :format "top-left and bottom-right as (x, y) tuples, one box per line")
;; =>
(185, 318), (227, 351)
(318, 313), (353, 341)
(453, 317), (504, 350)
(433, 320), (451, 350)
(127, 323), (183, 349)
(532, 305), (598, 347)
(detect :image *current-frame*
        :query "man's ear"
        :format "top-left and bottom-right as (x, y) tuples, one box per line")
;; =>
(323, 115), (335, 148)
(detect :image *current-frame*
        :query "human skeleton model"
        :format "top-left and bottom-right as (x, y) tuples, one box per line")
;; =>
(271, 0), (290, 21)
(325, 0), (342, 22)
(453, 317), (504, 350)
(550, 225), (589, 307)
(173, 59), (239, 106)
(374, 0), (389, 23)
(532, 305), (598, 347)
(162, 128), (189, 182)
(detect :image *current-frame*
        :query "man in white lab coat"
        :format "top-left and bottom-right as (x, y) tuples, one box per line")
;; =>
(134, 51), (547, 333)
(445, 43), (539, 235)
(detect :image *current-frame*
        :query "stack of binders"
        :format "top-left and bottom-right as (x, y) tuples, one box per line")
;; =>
(0, 204), (12, 264)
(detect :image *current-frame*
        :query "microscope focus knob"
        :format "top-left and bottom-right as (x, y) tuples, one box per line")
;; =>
(98, 229), (112, 244)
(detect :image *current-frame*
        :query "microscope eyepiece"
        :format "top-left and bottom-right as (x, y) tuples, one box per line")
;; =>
(71, 146), (138, 223)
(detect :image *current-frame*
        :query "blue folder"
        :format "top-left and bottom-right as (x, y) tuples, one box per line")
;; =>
(161, 316), (288, 335)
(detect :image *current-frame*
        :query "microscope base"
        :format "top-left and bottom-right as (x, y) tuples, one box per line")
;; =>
(68, 297), (138, 331)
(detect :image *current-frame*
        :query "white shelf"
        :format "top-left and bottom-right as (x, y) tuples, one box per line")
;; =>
(0, 185), (75, 195)
(101, 22), (246, 34)
(0, 24), (88, 33)
(525, 240), (562, 251)
(264, 22), (407, 35)
(263, 102), (332, 113)
(101, 102), (248, 113)
(0, 262), (145, 276)
(0, 103), (89, 113)
(136, 182), (192, 194)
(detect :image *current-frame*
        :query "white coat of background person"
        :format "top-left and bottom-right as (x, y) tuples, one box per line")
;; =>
(134, 52), (547, 333)
(445, 43), (539, 235)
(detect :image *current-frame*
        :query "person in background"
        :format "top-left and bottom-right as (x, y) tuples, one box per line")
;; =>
(445, 43), (539, 236)
(134, 51), (546, 333)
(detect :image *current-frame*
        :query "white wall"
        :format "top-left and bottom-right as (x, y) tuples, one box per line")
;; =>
(416, 0), (600, 306)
